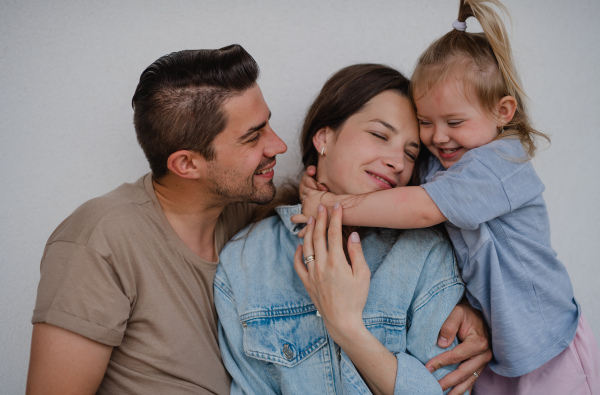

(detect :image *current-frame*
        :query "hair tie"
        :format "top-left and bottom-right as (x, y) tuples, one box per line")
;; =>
(452, 20), (467, 32)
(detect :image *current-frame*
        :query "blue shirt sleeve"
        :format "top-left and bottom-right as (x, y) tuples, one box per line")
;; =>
(422, 139), (544, 230)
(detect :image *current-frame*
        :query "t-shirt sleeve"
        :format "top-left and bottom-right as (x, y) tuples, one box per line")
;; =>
(422, 144), (544, 230)
(32, 241), (131, 346)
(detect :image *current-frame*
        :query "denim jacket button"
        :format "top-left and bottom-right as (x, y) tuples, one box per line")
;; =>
(316, 310), (321, 318)
(283, 344), (294, 360)
(241, 322), (247, 328)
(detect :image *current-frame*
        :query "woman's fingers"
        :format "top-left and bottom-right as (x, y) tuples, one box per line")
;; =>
(312, 205), (329, 260)
(301, 216), (316, 265)
(326, 203), (343, 263)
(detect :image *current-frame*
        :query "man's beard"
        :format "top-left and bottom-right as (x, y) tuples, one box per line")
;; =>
(206, 159), (277, 205)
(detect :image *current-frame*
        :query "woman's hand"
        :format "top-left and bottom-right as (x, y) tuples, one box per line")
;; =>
(425, 302), (492, 395)
(294, 202), (397, 395)
(294, 202), (369, 336)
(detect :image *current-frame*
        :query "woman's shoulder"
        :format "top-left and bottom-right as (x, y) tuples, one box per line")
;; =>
(219, 205), (299, 267)
(393, 226), (451, 250)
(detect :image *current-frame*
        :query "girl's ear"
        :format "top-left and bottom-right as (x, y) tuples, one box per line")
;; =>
(312, 127), (329, 154)
(497, 96), (517, 127)
(167, 150), (203, 179)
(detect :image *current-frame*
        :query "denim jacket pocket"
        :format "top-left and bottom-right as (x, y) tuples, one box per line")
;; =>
(363, 315), (407, 354)
(241, 307), (328, 368)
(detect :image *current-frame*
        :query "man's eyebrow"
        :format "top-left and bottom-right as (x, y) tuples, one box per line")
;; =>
(238, 111), (272, 142)
(370, 119), (419, 149)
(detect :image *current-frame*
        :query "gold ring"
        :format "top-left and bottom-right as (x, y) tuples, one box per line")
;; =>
(304, 255), (315, 264)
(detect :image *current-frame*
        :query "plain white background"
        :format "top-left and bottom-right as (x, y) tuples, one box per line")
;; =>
(1, 0), (599, 392)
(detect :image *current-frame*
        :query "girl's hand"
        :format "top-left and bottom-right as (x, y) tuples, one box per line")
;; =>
(293, 202), (370, 342)
(299, 165), (328, 202)
(290, 191), (328, 228)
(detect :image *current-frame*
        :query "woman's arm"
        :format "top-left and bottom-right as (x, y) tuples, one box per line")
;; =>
(295, 203), (454, 394)
(293, 203), (397, 394)
(26, 323), (112, 395)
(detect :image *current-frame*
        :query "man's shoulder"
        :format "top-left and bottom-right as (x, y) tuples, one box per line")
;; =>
(47, 176), (154, 248)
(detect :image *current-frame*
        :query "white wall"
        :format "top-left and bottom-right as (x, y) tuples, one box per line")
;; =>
(1, 0), (598, 392)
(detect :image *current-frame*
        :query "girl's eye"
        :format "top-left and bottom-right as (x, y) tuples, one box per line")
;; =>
(418, 119), (432, 126)
(448, 120), (463, 127)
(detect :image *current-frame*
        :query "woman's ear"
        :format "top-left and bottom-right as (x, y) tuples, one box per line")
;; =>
(167, 150), (203, 179)
(497, 96), (517, 127)
(312, 127), (329, 155)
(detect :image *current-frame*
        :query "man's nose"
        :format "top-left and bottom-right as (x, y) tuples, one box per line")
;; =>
(264, 126), (287, 157)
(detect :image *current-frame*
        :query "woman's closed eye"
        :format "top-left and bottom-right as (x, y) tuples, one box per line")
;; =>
(405, 150), (417, 162)
(369, 131), (388, 141)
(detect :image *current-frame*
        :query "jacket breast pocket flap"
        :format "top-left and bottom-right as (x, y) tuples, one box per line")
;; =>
(242, 312), (328, 368)
(363, 315), (407, 353)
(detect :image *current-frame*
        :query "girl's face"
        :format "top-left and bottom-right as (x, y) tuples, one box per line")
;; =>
(314, 90), (420, 195)
(415, 80), (499, 169)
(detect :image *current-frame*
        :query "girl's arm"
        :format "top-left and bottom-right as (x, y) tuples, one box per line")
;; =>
(293, 186), (446, 229)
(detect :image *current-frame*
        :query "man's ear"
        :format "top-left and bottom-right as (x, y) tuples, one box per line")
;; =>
(497, 96), (517, 127)
(312, 127), (332, 155)
(166, 150), (203, 179)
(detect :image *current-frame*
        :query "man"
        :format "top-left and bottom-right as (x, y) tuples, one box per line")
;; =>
(26, 44), (287, 394)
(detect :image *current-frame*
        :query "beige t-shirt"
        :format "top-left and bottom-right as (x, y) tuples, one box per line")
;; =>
(32, 174), (253, 394)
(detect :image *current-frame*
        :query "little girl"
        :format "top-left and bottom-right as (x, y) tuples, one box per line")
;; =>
(295, 0), (599, 393)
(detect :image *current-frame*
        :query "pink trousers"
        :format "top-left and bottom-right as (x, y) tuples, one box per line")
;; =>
(473, 315), (600, 394)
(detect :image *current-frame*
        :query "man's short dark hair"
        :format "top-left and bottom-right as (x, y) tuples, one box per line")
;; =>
(132, 44), (259, 178)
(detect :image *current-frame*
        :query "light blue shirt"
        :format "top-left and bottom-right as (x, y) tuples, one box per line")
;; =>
(215, 204), (465, 394)
(422, 138), (579, 377)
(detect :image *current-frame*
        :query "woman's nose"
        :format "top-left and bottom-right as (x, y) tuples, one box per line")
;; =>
(384, 152), (404, 173)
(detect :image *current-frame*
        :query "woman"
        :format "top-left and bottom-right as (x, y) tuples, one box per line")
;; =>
(214, 64), (465, 394)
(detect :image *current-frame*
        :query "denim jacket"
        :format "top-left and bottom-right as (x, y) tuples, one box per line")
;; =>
(214, 205), (465, 394)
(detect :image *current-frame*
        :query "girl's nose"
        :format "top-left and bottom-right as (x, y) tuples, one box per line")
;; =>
(432, 126), (450, 144)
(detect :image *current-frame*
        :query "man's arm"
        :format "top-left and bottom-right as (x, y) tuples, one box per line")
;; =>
(426, 302), (492, 395)
(26, 323), (113, 395)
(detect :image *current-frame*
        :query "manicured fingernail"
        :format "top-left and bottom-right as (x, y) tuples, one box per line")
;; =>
(439, 336), (447, 344)
(350, 232), (360, 243)
(307, 216), (314, 224)
(334, 201), (340, 210)
(318, 204), (324, 212)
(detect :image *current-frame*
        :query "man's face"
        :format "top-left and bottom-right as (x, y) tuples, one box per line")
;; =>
(204, 84), (287, 205)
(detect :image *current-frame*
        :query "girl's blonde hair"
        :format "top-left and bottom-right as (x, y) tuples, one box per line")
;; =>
(411, 0), (549, 158)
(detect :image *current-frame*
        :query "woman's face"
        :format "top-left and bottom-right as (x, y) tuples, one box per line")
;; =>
(314, 90), (420, 195)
